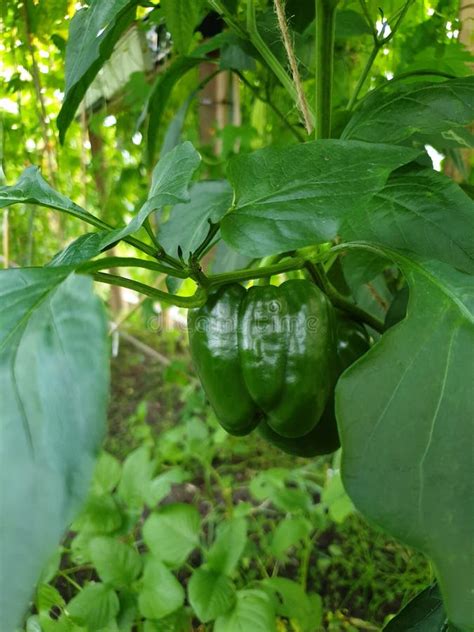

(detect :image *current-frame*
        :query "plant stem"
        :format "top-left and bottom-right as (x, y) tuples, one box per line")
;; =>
(254, 254), (282, 285)
(315, 0), (339, 139)
(58, 571), (82, 592)
(156, 248), (186, 270)
(305, 262), (385, 332)
(347, 0), (415, 111)
(92, 272), (207, 308)
(143, 216), (161, 249)
(88, 255), (323, 308)
(78, 256), (189, 278)
(207, 256), (310, 287)
(346, 43), (380, 111)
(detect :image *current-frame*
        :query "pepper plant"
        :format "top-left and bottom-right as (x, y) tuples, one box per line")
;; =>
(0, 0), (473, 630)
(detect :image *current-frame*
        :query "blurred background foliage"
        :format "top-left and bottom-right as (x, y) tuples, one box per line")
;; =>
(1, 0), (472, 629)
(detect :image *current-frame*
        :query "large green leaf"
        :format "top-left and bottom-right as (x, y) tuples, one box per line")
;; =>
(0, 167), (108, 230)
(343, 77), (474, 148)
(221, 141), (418, 257)
(341, 169), (474, 274)
(336, 248), (474, 631)
(0, 269), (109, 630)
(57, 0), (137, 143)
(221, 143), (474, 274)
(159, 180), (233, 258)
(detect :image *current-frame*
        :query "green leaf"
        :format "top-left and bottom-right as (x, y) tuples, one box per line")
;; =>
(188, 568), (236, 622)
(49, 232), (108, 267)
(336, 248), (474, 631)
(270, 516), (312, 559)
(249, 469), (312, 513)
(0, 269), (109, 631)
(221, 141), (418, 257)
(67, 583), (119, 629)
(214, 589), (276, 632)
(146, 467), (190, 506)
(159, 181), (233, 258)
(160, 0), (204, 54)
(138, 559), (184, 619)
(117, 446), (154, 509)
(57, 0), (137, 143)
(2, 144), (201, 256)
(116, 591), (138, 632)
(0, 167), (107, 230)
(92, 451), (122, 495)
(207, 518), (248, 575)
(89, 537), (142, 588)
(143, 609), (191, 632)
(384, 584), (448, 631)
(161, 95), (194, 156)
(143, 503), (201, 567)
(260, 578), (322, 632)
(321, 471), (354, 524)
(343, 77), (474, 147)
(36, 583), (65, 613)
(340, 169), (474, 274)
(73, 493), (122, 535)
(101, 141), (201, 249)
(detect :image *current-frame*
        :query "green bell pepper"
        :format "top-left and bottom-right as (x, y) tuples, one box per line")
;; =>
(188, 279), (335, 438)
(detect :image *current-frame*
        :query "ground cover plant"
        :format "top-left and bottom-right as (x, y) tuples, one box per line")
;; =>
(0, 0), (473, 630)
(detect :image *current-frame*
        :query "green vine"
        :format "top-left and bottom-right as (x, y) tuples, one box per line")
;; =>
(315, 0), (339, 139)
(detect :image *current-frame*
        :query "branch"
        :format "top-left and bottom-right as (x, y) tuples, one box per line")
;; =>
(305, 262), (385, 333)
(92, 272), (207, 308)
(207, 256), (311, 287)
(78, 256), (189, 278)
